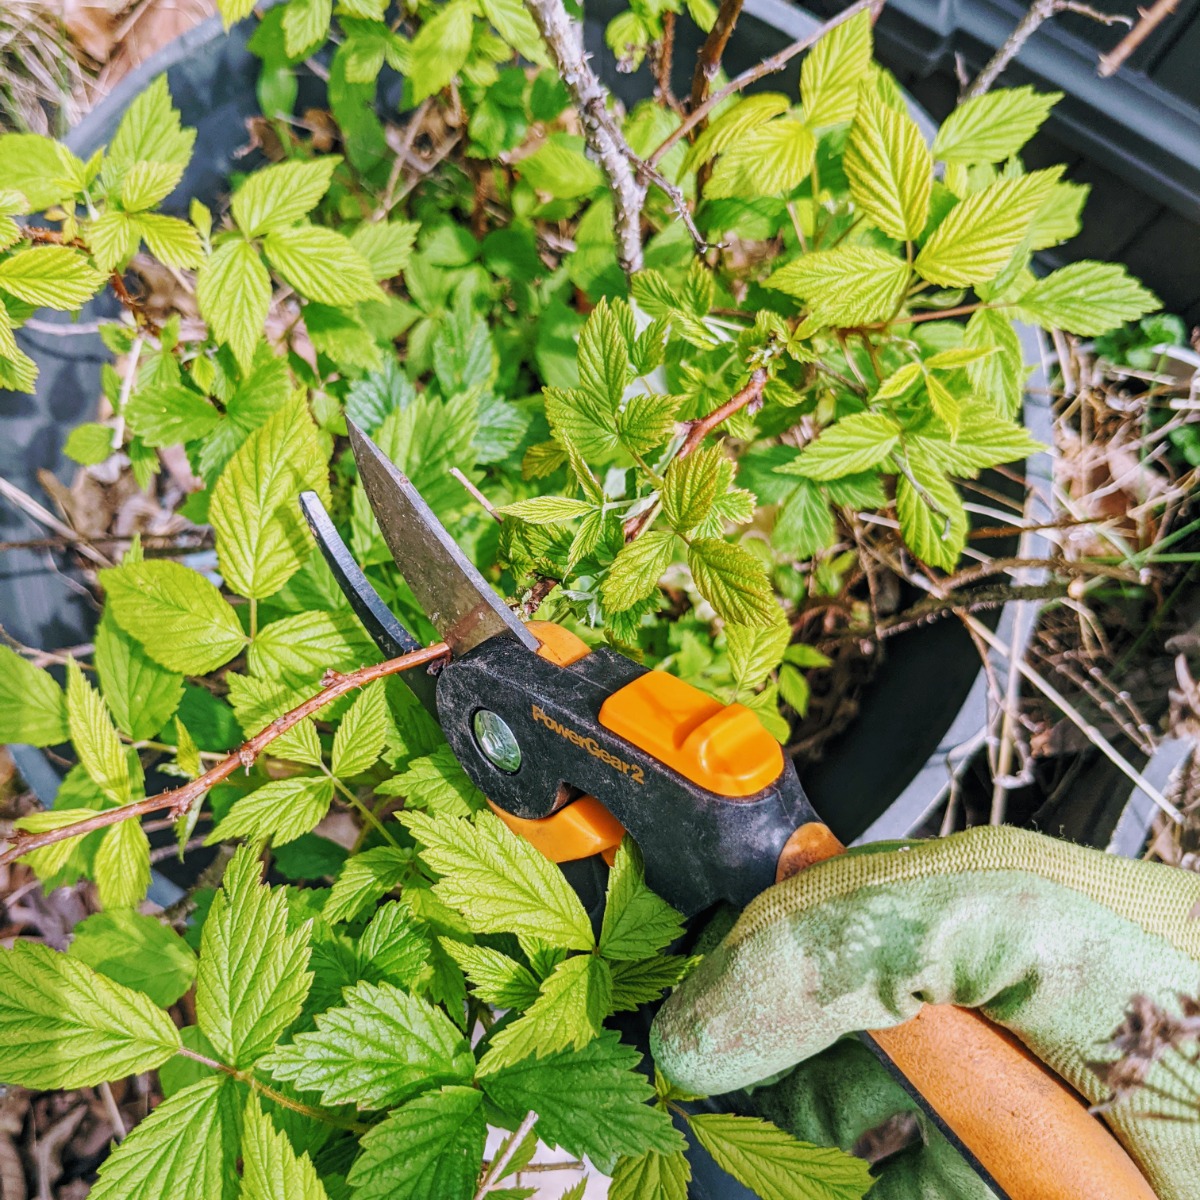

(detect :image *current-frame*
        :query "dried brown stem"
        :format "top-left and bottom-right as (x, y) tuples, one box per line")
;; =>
(0, 643), (450, 868)
(690, 0), (745, 114)
(652, 10), (678, 107)
(1098, 0), (1179, 76)
(648, 0), (883, 168)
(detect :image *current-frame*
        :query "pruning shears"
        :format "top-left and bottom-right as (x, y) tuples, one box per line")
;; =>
(298, 420), (1153, 1200)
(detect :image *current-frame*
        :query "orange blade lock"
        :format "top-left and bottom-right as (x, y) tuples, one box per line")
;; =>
(496, 624), (1154, 1200)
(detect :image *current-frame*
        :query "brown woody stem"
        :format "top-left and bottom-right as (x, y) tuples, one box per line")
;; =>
(690, 0), (745, 114)
(0, 643), (450, 868)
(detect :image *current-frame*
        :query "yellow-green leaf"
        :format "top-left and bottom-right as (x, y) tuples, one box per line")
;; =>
(800, 8), (873, 128)
(932, 86), (1061, 164)
(767, 246), (909, 327)
(66, 658), (130, 805)
(196, 238), (270, 369)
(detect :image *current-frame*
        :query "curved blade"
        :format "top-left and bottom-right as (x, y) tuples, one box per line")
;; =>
(348, 420), (538, 657)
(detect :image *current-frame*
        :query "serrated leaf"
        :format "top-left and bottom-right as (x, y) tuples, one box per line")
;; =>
(120, 160), (183, 211)
(126, 382), (219, 447)
(408, 0), (474, 103)
(706, 119), (815, 200)
(800, 9), (872, 128)
(932, 86), (1060, 164)
(895, 454), (967, 571)
(211, 393), (331, 600)
(0, 941), (180, 1088)
(0, 644), (67, 745)
(689, 1114), (872, 1200)
(196, 844), (313, 1068)
(105, 74), (196, 187)
(95, 611), (184, 741)
(924, 371), (961, 437)
(358, 902), (431, 989)
(12, 808), (97, 879)
(609, 955), (690, 1011)
(325, 845), (412, 923)
(480, 0), (552, 65)
(0, 246), (103, 308)
(346, 1085), (485, 1200)
(787, 412), (900, 481)
(95, 819), (152, 909)
(440, 941), (541, 1009)
(137, 212), (206, 267)
(773, 479), (835, 559)
(845, 84), (930, 240)
(65, 657), (130, 805)
(100, 560), (246, 674)
(247, 609), (372, 682)
(599, 838), (684, 961)
(89, 1075), (241, 1200)
(197, 239), (271, 370)
(662, 445), (722, 533)
(232, 158), (341, 238)
(378, 744), (485, 818)
(914, 168), (1061, 287)
(687, 538), (776, 626)
(682, 93), (790, 173)
(260, 979), (473, 1107)
(0, 134), (82, 210)
(618, 392), (680, 457)
(544, 386), (622, 460)
(350, 219), (419, 279)
(725, 618), (790, 691)
(402, 810), (593, 952)
(1014, 260), (1159, 336)
(964, 308), (1023, 418)
(499, 496), (596, 525)
(86, 211), (138, 272)
(602, 531), (675, 613)
(479, 1031), (685, 1173)
(330, 679), (387, 777)
(767, 247), (909, 326)
(283, 0), (332, 55)
(240, 1092), (329, 1200)
(207, 775), (336, 848)
(578, 298), (629, 410)
(264, 224), (380, 305)
(478, 955), (612, 1073)
(69, 909), (196, 1008)
(911, 411), (1042, 475)
(610, 1150), (690, 1200)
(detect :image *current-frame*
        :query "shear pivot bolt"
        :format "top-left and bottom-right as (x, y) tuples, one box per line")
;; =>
(473, 710), (522, 773)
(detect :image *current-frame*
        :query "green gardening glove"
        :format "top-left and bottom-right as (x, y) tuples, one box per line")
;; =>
(650, 826), (1200, 1200)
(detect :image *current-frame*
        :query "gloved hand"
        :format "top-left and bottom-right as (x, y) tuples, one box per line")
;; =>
(650, 826), (1200, 1200)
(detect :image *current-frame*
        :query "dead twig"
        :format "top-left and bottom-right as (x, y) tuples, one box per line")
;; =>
(474, 1111), (539, 1199)
(1098, 0), (1180, 76)
(0, 643), (450, 869)
(0, 474), (112, 568)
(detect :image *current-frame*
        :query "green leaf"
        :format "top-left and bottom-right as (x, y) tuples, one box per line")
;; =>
(12, 808), (97, 880)
(516, 133), (604, 199)
(231, 157), (340, 238)
(0, 941), (180, 1088)
(681, 93), (789, 172)
(1014, 261), (1159, 336)
(65, 657), (130, 805)
(408, 0), (474, 103)
(120, 160), (183, 211)
(0, 246), (103, 308)
(105, 74), (196, 186)
(211, 393), (331, 600)
(924, 371), (961, 437)
(662, 445), (722, 533)
(578, 298), (630, 410)
(932, 86), (1060, 164)
(331, 679), (388, 777)
(800, 9), (872, 128)
(964, 308), (1024, 418)
(351, 219), (419, 279)
(95, 819), (152, 909)
(439, 941), (541, 1009)
(845, 84), (930, 240)
(282, 0), (332, 55)
(773, 479), (835, 558)
(706, 119), (815, 200)
(247, 609), (372, 681)
(499, 496), (596, 525)
(689, 1114), (872, 1200)
(95, 612), (184, 741)
(260, 979), (473, 1108)
(602, 531), (675, 613)
(895, 455), (968, 572)
(543, 386), (620, 460)
(346, 1085), (485, 1200)
(479, 1031), (685, 1173)
(687, 538), (776, 626)
(599, 839), (684, 961)
(196, 844), (313, 1068)
(480, 0), (553, 65)
(0, 644), (67, 745)
(65, 421), (116, 464)
(911, 410), (1042, 475)
(218, 0), (255, 24)
(263, 224), (380, 305)
(618, 392), (680, 457)
(89, 1075), (242, 1200)
(478, 955), (612, 1073)
(914, 168), (1061, 287)
(196, 238), (271, 370)
(0, 134), (81, 210)
(100, 559), (246, 674)
(725, 618), (790, 690)
(358, 902), (431, 989)
(69, 909), (197, 1007)
(379, 745), (486, 818)
(786, 413), (900, 480)
(610, 1150), (690, 1200)
(240, 1093), (329, 1200)
(402, 810), (594, 952)
(138, 212), (206, 268)
(767, 247), (909, 326)
(126, 382), (219, 447)
(207, 775), (336, 847)
(609, 955), (690, 1011)
(324, 845), (412, 923)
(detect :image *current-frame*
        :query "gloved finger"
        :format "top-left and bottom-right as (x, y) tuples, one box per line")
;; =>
(650, 826), (1200, 1200)
(751, 1038), (995, 1200)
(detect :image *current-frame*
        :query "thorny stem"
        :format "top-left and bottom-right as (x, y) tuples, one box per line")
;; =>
(690, 0), (746, 115)
(648, 0), (884, 168)
(0, 643), (450, 867)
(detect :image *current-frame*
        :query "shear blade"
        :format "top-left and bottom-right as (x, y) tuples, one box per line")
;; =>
(347, 420), (539, 658)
